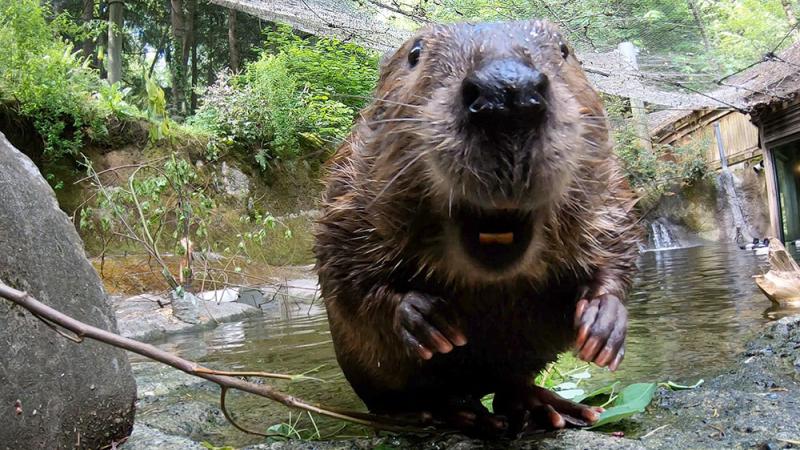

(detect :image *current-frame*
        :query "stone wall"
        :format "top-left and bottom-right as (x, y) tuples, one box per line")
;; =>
(646, 159), (771, 246)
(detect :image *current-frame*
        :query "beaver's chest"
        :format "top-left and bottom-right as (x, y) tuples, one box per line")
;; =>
(404, 280), (582, 394)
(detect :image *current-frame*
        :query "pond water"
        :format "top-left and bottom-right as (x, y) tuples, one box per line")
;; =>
(129, 243), (800, 447)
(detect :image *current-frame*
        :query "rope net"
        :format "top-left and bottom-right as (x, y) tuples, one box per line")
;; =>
(209, 0), (800, 113)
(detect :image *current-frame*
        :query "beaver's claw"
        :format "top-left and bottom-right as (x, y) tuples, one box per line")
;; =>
(395, 291), (467, 360)
(574, 294), (627, 370)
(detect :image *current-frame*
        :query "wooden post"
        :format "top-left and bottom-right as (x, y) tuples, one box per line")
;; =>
(107, 0), (124, 84)
(759, 123), (784, 240)
(618, 41), (653, 152)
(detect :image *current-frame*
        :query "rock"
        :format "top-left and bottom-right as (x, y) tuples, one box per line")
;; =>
(197, 287), (239, 303)
(0, 132), (136, 448)
(172, 290), (200, 324)
(219, 161), (250, 198)
(261, 278), (320, 306)
(114, 293), (261, 341)
(237, 286), (265, 307)
(124, 424), (206, 450)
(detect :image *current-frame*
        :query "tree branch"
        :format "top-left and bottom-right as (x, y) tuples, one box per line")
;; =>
(0, 279), (432, 435)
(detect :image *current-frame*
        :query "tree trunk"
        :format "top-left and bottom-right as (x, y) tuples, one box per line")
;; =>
(190, 27), (198, 113)
(781, 0), (799, 38)
(227, 8), (240, 72)
(686, 0), (719, 69)
(107, 0), (124, 85)
(170, 0), (196, 115)
(207, 21), (216, 85)
(98, 21), (108, 79)
(81, 0), (95, 59)
(170, 0), (186, 114)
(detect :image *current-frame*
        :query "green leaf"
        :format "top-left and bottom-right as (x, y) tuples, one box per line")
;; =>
(556, 388), (585, 400)
(569, 370), (591, 380)
(588, 383), (656, 429)
(575, 381), (620, 405)
(480, 393), (494, 413)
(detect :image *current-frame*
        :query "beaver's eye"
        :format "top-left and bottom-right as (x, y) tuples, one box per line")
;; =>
(408, 39), (423, 68)
(560, 42), (570, 59)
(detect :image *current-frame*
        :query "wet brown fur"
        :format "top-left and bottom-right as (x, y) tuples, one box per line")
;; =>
(314, 20), (642, 414)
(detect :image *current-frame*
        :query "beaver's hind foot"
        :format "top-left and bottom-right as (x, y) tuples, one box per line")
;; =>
(493, 385), (603, 433)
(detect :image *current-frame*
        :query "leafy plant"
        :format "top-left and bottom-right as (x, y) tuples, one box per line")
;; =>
(144, 75), (173, 143)
(0, 0), (105, 159)
(588, 383), (657, 429)
(95, 82), (140, 120)
(81, 153), (215, 292)
(266, 411), (322, 442)
(190, 28), (378, 170)
(479, 351), (702, 430)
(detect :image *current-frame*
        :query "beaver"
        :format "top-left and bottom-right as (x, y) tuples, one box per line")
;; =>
(314, 19), (641, 435)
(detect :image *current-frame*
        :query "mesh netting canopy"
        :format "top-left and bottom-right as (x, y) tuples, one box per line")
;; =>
(210, 0), (800, 112)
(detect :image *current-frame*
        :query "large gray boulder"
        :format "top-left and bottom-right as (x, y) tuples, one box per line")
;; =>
(0, 133), (136, 448)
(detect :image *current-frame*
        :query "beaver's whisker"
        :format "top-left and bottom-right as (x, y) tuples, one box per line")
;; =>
(368, 150), (430, 207)
(448, 187), (454, 218)
(366, 118), (429, 125)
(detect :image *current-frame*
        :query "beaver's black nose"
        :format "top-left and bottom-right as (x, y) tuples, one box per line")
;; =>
(462, 59), (548, 125)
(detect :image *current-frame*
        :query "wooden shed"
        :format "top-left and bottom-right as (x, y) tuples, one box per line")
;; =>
(649, 108), (760, 171)
(649, 40), (800, 242)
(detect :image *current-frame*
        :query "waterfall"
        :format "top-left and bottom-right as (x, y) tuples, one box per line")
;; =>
(650, 219), (681, 249)
(718, 168), (752, 244)
(714, 122), (753, 244)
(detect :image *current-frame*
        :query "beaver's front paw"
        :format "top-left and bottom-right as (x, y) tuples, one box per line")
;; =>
(574, 294), (627, 370)
(395, 291), (467, 360)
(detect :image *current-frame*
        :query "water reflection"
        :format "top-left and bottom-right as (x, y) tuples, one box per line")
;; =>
(130, 243), (800, 444)
(592, 244), (772, 387)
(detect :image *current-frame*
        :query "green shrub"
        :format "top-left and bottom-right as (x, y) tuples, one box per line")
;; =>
(191, 57), (306, 169)
(264, 25), (379, 110)
(0, 0), (105, 159)
(191, 27), (377, 170)
(607, 96), (709, 199)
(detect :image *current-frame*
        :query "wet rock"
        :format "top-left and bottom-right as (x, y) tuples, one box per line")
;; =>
(114, 293), (260, 341)
(198, 287), (240, 303)
(172, 290), (200, 324)
(124, 424), (206, 450)
(0, 132), (136, 448)
(261, 278), (320, 306)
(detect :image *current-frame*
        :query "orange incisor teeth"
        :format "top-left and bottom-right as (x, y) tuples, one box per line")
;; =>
(479, 232), (514, 245)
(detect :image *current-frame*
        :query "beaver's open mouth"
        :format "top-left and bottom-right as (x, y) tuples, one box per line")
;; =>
(456, 207), (534, 271)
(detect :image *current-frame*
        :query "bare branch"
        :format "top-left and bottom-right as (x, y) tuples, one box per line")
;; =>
(0, 279), (433, 435)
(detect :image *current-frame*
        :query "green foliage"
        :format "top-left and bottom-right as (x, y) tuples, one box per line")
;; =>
(144, 75), (173, 143)
(605, 96), (709, 200)
(0, 0), (104, 159)
(588, 383), (657, 429)
(191, 28), (378, 170)
(266, 412), (322, 442)
(264, 25), (379, 110)
(705, 0), (793, 71)
(200, 443), (235, 450)
(191, 58), (305, 169)
(481, 352), (700, 431)
(95, 82), (141, 120)
(81, 154), (216, 281)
